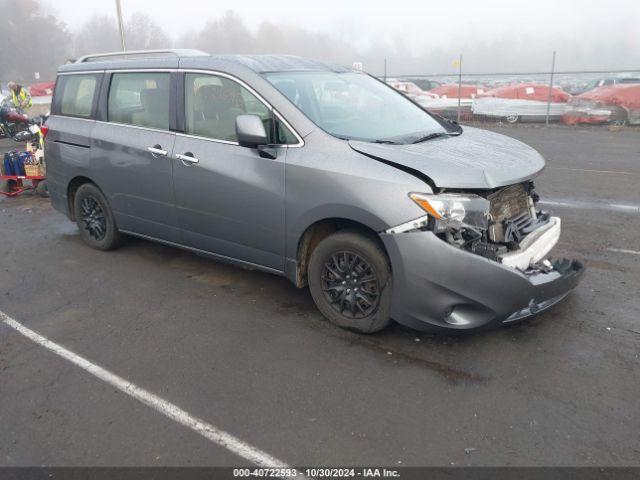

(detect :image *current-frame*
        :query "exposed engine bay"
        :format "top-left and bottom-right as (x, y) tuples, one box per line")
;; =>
(440, 182), (560, 272)
(388, 181), (562, 273)
(445, 182), (553, 265)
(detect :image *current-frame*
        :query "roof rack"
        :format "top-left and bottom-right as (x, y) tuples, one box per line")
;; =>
(76, 49), (208, 63)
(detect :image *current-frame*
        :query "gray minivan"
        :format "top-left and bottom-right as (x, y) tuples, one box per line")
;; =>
(45, 50), (584, 333)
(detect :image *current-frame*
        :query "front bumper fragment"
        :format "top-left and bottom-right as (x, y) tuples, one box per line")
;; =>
(499, 216), (561, 270)
(380, 230), (584, 332)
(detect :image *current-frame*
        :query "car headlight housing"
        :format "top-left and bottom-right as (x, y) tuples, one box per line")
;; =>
(409, 192), (490, 232)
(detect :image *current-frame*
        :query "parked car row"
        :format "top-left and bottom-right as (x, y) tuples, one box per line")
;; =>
(387, 78), (640, 126)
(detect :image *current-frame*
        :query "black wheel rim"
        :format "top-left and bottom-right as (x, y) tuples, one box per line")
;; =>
(80, 196), (107, 241)
(321, 251), (380, 319)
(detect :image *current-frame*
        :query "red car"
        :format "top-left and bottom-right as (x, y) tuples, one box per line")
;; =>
(563, 84), (640, 126)
(429, 84), (487, 99)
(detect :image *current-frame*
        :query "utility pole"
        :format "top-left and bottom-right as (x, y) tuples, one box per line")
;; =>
(115, 0), (126, 51)
(545, 51), (556, 126)
(457, 54), (463, 123)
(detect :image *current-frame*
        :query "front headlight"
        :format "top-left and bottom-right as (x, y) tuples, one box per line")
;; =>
(409, 192), (490, 232)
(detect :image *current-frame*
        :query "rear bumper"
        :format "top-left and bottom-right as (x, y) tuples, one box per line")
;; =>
(380, 230), (584, 333)
(46, 176), (70, 218)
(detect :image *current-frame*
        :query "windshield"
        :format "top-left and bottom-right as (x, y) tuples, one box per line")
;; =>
(264, 71), (447, 144)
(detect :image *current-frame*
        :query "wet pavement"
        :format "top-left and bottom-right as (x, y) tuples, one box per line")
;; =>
(1, 127), (639, 466)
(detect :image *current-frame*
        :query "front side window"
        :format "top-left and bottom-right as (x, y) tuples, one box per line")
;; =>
(58, 74), (99, 118)
(185, 73), (297, 144)
(108, 72), (170, 130)
(264, 71), (446, 144)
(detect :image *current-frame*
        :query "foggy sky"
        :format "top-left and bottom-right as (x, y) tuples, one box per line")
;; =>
(35, 0), (640, 74)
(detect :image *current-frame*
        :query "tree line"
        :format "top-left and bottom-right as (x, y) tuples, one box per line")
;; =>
(1, 0), (638, 84)
(0, 2), (379, 82)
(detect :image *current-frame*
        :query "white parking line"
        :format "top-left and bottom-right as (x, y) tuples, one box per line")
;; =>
(0, 311), (289, 468)
(607, 248), (640, 256)
(541, 199), (640, 214)
(547, 167), (637, 176)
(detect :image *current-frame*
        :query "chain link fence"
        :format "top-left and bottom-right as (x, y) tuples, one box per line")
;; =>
(3, 66), (640, 128)
(384, 69), (640, 127)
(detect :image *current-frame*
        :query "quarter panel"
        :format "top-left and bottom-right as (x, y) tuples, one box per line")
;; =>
(45, 115), (96, 217)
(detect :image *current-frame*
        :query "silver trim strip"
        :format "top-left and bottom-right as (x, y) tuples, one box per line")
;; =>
(107, 69), (176, 73)
(95, 120), (171, 134)
(57, 70), (105, 76)
(176, 132), (238, 146)
(48, 114), (96, 122)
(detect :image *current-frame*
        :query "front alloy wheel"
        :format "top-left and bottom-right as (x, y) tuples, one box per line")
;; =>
(308, 230), (392, 333)
(321, 251), (381, 318)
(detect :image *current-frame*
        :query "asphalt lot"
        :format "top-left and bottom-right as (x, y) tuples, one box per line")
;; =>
(1, 126), (639, 467)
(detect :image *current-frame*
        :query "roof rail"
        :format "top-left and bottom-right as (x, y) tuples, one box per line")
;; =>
(76, 49), (208, 63)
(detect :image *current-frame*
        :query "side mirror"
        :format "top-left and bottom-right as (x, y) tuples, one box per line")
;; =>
(235, 114), (268, 149)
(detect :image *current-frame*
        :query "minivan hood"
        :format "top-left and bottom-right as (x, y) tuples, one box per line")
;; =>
(349, 127), (545, 189)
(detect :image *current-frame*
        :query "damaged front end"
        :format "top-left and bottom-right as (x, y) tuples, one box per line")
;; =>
(381, 181), (584, 331)
(391, 181), (574, 276)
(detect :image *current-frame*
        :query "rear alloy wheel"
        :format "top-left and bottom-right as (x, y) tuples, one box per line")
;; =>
(505, 114), (519, 124)
(73, 183), (123, 251)
(308, 230), (392, 333)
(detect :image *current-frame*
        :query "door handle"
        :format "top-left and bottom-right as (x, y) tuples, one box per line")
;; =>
(147, 145), (168, 157)
(176, 152), (199, 165)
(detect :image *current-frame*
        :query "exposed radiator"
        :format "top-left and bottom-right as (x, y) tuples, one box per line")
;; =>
(487, 184), (532, 243)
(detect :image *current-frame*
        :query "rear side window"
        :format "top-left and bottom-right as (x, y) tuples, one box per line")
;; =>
(108, 72), (170, 130)
(55, 74), (100, 118)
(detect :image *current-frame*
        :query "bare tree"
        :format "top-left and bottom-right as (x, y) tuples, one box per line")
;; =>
(73, 15), (121, 58)
(124, 12), (172, 50)
(2, 3), (638, 84)
(0, 0), (71, 82)
(188, 10), (255, 54)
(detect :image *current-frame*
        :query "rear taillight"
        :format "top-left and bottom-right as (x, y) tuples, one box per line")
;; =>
(40, 125), (49, 138)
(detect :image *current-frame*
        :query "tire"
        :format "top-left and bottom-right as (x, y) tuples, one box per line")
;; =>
(308, 230), (393, 333)
(73, 183), (123, 251)
(35, 180), (49, 198)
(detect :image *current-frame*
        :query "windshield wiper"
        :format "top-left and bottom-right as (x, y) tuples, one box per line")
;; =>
(372, 139), (401, 145)
(411, 132), (448, 144)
